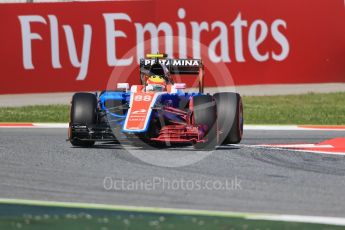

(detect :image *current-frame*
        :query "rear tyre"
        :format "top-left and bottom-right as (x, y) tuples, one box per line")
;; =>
(192, 95), (217, 150)
(70, 93), (97, 147)
(213, 92), (243, 145)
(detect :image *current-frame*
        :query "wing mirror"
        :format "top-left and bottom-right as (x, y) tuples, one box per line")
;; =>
(117, 83), (129, 91)
(174, 83), (186, 89)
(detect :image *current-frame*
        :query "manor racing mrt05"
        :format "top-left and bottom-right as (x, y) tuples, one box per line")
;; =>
(68, 54), (243, 149)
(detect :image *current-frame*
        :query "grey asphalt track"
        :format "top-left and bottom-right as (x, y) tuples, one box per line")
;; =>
(1, 128), (345, 217)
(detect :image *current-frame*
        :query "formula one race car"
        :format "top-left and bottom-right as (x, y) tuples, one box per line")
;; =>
(68, 54), (243, 149)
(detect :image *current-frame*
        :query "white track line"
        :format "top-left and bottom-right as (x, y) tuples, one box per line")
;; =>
(245, 125), (345, 131)
(32, 123), (68, 128)
(236, 144), (345, 156)
(257, 144), (333, 148)
(0, 123), (68, 128)
(248, 214), (345, 226)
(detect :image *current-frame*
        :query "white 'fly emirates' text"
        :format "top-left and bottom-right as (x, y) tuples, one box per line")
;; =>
(18, 8), (290, 80)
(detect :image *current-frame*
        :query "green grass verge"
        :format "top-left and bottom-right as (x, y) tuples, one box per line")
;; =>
(0, 105), (69, 123)
(243, 92), (345, 125)
(0, 92), (344, 124)
(1, 203), (343, 230)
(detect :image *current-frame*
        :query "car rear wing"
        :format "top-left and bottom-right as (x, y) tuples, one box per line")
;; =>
(139, 56), (205, 93)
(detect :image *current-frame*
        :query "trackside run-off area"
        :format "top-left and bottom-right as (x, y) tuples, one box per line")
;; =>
(0, 92), (344, 124)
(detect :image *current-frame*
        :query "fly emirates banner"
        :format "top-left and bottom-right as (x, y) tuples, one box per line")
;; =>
(0, 0), (344, 93)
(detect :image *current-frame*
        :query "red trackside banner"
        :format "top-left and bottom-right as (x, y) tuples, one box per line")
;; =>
(0, 0), (345, 94)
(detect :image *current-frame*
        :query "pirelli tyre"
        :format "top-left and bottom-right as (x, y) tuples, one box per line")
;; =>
(214, 92), (243, 145)
(192, 95), (217, 150)
(69, 93), (97, 147)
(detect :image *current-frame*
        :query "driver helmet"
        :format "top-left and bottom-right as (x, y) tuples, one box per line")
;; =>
(145, 63), (169, 92)
(145, 75), (167, 92)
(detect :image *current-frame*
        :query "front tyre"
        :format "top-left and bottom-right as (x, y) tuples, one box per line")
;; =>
(214, 92), (243, 145)
(69, 93), (97, 147)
